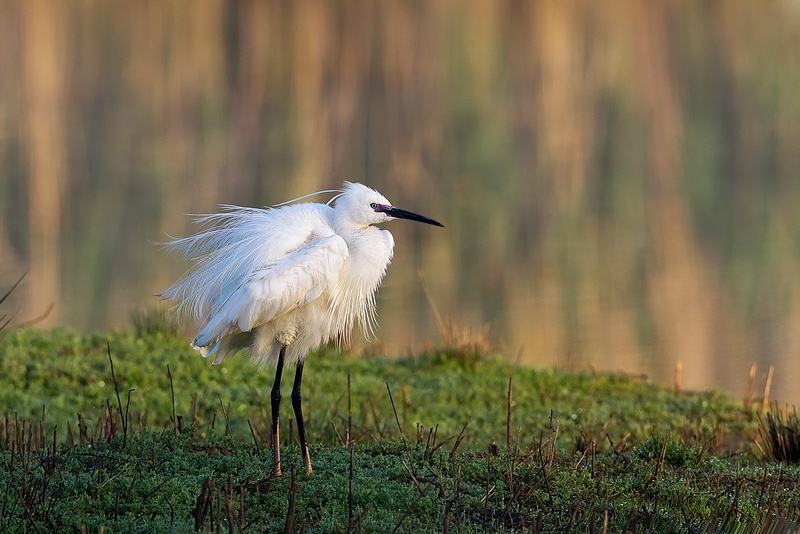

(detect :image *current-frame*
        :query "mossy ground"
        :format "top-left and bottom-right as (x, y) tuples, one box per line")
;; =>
(1, 329), (799, 532)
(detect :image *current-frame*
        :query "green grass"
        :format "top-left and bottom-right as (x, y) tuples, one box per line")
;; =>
(1, 329), (799, 532)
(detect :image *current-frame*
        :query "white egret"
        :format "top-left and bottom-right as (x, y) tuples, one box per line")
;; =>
(160, 182), (443, 476)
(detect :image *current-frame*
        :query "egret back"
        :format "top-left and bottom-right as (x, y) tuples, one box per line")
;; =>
(161, 203), (333, 321)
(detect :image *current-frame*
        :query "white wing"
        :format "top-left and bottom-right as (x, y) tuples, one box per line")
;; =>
(193, 230), (349, 348)
(160, 203), (334, 320)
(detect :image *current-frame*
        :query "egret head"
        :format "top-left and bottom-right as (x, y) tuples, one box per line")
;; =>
(333, 182), (444, 229)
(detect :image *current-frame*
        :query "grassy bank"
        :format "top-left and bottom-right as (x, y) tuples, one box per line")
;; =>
(1, 329), (799, 532)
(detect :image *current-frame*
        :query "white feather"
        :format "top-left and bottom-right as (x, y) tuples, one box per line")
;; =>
(160, 182), (419, 367)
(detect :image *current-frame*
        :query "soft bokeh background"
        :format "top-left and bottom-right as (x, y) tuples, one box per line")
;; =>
(2, 1), (800, 404)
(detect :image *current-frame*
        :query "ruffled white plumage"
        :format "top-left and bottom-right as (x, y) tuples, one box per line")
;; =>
(160, 182), (396, 367)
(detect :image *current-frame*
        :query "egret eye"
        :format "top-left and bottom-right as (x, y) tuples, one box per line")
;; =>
(370, 202), (378, 209)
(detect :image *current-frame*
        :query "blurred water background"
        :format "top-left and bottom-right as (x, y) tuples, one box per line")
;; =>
(2, 1), (800, 405)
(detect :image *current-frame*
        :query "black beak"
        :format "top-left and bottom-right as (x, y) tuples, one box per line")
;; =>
(382, 206), (444, 227)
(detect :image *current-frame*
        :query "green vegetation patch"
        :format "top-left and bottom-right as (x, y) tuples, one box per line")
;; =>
(0, 329), (759, 453)
(3, 430), (800, 532)
(1, 329), (799, 532)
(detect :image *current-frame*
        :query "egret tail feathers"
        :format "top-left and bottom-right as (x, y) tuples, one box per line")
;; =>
(193, 331), (253, 365)
(192, 339), (222, 362)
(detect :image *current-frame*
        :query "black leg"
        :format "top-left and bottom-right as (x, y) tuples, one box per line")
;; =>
(292, 360), (312, 475)
(270, 345), (286, 477)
